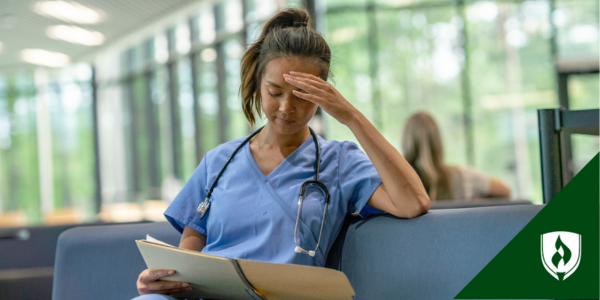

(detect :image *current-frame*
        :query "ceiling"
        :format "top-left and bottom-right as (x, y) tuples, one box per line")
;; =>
(0, 0), (197, 70)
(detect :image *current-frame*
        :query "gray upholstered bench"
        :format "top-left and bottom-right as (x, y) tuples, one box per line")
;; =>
(52, 205), (546, 300)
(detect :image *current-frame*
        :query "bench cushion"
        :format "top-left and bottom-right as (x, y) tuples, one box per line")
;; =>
(326, 205), (547, 300)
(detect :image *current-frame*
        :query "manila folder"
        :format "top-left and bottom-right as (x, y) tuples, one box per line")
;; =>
(237, 259), (355, 300)
(136, 240), (262, 300)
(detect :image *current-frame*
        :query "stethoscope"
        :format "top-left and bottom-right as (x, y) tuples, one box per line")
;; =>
(196, 125), (330, 257)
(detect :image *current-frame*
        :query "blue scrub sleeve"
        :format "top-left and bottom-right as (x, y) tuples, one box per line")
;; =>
(337, 141), (383, 217)
(164, 155), (209, 235)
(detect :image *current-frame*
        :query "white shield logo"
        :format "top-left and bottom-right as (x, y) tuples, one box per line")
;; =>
(540, 231), (581, 281)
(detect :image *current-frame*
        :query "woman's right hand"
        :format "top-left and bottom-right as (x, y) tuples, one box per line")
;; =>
(137, 269), (192, 295)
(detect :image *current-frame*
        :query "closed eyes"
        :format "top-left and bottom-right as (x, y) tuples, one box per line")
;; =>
(268, 91), (282, 97)
(267, 90), (306, 99)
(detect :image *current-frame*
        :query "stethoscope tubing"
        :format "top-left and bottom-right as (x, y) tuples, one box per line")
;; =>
(206, 127), (263, 200)
(197, 125), (329, 257)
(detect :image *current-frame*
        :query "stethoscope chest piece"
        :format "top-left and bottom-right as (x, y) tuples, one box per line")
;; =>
(295, 246), (316, 257)
(197, 198), (211, 220)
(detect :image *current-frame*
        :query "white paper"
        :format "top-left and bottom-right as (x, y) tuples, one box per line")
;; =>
(145, 235), (176, 247)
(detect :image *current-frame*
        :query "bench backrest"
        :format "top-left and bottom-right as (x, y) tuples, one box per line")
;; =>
(53, 205), (545, 300)
(52, 222), (178, 300)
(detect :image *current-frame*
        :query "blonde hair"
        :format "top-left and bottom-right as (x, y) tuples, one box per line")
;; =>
(401, 111), (453, 201)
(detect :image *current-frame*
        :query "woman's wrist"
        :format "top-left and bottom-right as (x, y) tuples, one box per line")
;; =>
(344, 108), (367, 130)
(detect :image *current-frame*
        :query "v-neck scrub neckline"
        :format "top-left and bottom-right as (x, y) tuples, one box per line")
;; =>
(245, 135), (314, 181)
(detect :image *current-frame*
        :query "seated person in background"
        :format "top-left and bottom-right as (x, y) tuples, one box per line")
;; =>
(401, 111), (511, 201)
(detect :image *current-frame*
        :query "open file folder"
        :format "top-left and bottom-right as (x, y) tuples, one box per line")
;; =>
(135, 237), (355, 300)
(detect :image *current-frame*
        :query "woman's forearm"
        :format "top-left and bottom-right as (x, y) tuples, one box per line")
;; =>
(180, 226), (207, 251)
(282, 71), (429, 216)
(345, 110), (430, 217)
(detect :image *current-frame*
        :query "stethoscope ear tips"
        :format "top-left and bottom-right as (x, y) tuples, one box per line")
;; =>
(308, 251), (316, 257)
(294, 246), (302, 253)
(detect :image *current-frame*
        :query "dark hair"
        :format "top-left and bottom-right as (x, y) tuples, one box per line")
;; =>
(240, 8), (332, 128)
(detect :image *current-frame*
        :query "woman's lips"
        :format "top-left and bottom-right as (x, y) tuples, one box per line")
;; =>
(277, 118), (294, 125)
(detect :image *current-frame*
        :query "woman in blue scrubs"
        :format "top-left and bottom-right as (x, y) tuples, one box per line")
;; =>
(134, 8), (430, 299)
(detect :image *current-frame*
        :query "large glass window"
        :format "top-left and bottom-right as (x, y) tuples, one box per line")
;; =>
(377, 7), (466, 166)
(571, 134), (599, 176)
(197, 48), (220, 154)
(324, 0), (598, 204)
(224, 38), (249, 139)
(0, 66), (96, 226)
(0, 71), (40, 225)
(246, 0), (279, 23)
(178, 56), (198, 180)
(48, 65), (96, 222)
(96, 52), (128, 207)
(325, 11), (370, 142)
(567, 73), (599, 180)
(6, 0), (595, 226)
(568, 74), (599, 110)
(554, 0), (599, 59)
(467, 1), (555, 203)
(152, 64), (172, 194)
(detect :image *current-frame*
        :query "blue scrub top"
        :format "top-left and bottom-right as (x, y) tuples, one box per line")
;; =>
(164, 134), (383, 267)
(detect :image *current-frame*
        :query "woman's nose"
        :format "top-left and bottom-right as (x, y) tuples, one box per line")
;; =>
(279, 96), (295, 114)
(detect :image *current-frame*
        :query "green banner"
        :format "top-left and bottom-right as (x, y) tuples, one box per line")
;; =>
(455, 153), (599, 299)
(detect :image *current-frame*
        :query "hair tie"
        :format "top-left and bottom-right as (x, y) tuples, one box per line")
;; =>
(293, 21), (307, 27)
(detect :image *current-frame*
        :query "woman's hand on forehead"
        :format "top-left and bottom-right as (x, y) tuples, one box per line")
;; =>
(284, 71), (359, 126)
